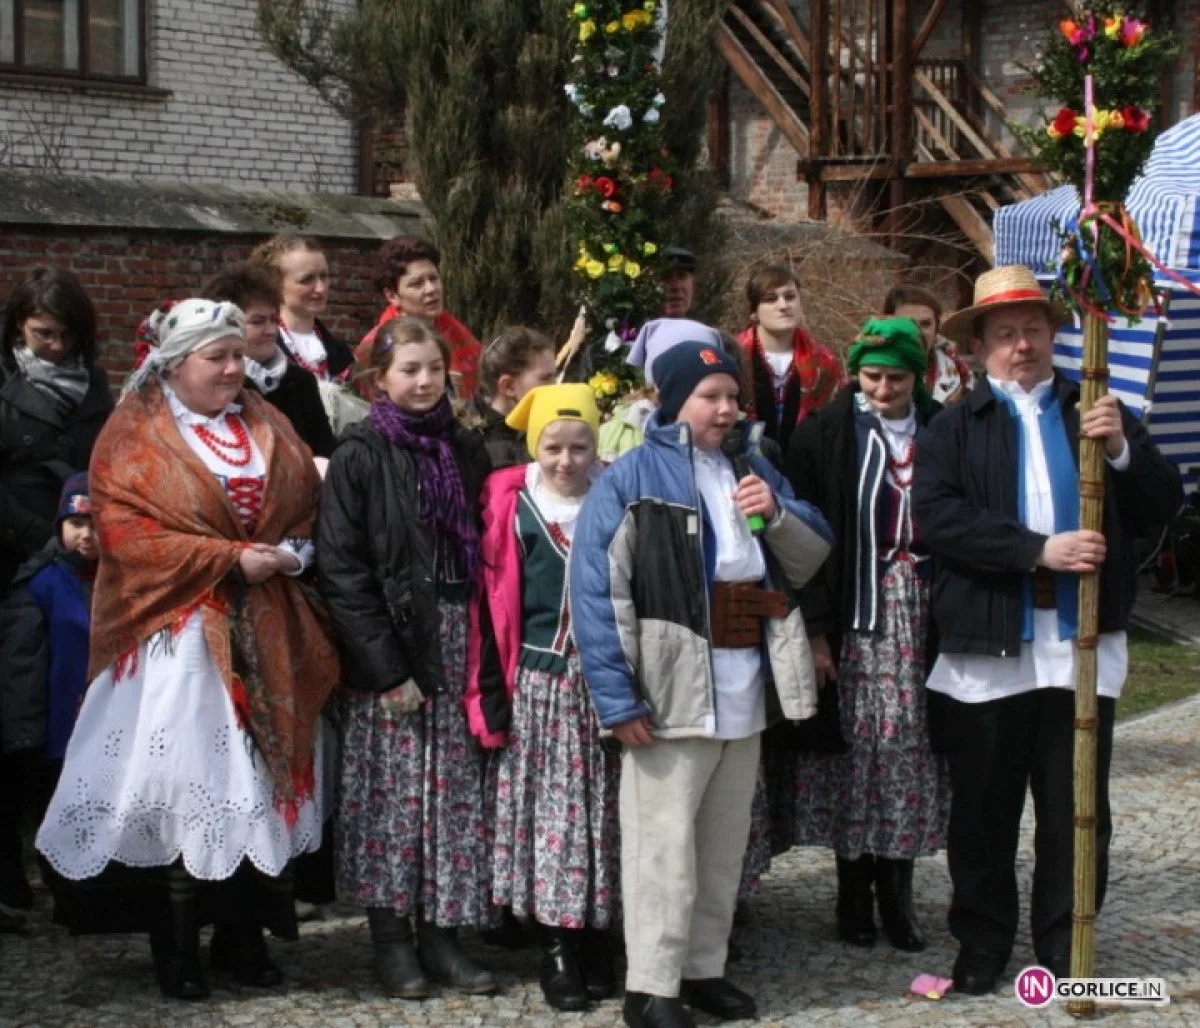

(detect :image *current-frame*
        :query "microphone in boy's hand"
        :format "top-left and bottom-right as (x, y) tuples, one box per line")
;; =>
(721, 435), (765, 534)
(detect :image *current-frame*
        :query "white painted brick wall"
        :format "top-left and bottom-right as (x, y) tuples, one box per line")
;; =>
(0, 0), (357, 193)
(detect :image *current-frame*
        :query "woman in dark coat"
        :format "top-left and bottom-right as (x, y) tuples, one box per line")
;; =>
(783, 317), (950, 953)
(0, 268), (112, 591)
(0, 266), (112, 914)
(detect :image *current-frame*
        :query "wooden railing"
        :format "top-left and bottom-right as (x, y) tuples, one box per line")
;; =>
(718, 1), (1054, 262)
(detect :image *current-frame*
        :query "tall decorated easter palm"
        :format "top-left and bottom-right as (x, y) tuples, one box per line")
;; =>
(1019, 5), (1176, 1014)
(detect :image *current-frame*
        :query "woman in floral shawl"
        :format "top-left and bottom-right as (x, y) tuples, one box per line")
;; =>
(36, 299), (339, 1001)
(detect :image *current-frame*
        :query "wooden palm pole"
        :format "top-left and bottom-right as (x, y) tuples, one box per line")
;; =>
(1067, 74), (1103, 1019)
(1068, 309), (1106, 1018)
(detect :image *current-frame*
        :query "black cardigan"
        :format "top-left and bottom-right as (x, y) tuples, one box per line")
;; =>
(249, 363), (335, 459)
(784, 387), (940, 640)
(912, 373), (1183, 657)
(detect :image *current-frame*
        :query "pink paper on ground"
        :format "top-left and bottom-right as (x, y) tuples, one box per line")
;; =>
(910, 973), (954, 1000)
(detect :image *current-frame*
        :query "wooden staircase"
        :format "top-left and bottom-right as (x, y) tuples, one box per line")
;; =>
(715, 0), (1052, 264)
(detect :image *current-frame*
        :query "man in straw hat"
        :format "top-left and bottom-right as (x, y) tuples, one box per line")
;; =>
(912, 266), (1182, 994)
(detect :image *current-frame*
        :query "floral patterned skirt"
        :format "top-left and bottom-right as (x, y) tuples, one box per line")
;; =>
(336, 600), (490, 927)
(737, 764), (772, 896)
(491, 653), (620, 930)
(792, 559), (950, 860)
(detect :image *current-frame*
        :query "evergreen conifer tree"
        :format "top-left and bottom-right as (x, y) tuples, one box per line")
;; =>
(257, 0), (726, 341)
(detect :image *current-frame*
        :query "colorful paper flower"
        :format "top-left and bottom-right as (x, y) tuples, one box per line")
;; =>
(1047, 107), (1078, 141)
(585, 260), (605, 279)
(622, 10), (652, 31)
(571, 3), (589, 18)
(576, 173), (594, 193)
(1059, 19), (1079, 41)
(589, 371), (619, 398)
(1122, 105), (1151, 132)
(1120, 17), (1147, 47)
(1103, 15), (1121, 39)
(607, 254), (624, 270)
(603, 104), (634, 132)
(582, 137), (608, 160)
(595, 176), (616, 198)
(579, 19), (596, 42)
(624, 260), (642, 279)
(643, 108), (660, 124)
(642, 241), (658, 255)
(604, 20), (620, 34)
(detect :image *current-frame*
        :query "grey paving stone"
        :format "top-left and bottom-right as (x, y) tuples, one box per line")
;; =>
(2, 695), (1197, 1027)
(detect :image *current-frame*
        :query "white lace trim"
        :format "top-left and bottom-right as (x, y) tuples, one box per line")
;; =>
(35, 616), (324, 882)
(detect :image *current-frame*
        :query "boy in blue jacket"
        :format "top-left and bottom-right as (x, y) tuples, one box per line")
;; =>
(570, 342), (833, 1028)
(0, 473), (97, 928)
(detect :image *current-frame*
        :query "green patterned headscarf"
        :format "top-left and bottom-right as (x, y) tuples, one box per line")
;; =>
(847, 317), (933, 411)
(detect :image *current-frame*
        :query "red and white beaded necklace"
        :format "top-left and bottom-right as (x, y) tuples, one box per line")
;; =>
(191, 414), (254, 468)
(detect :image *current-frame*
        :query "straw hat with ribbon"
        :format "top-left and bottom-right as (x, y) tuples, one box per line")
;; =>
(940, 266), (1071, 347)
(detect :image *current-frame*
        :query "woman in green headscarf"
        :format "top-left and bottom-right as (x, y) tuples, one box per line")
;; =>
(781, 317), (950, 953)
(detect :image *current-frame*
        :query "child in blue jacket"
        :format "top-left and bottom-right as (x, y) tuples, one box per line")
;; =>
(569, 342), (833, 1028)
(0, 473), (97, 927)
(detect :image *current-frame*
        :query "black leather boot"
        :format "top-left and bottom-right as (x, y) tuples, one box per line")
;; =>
(680, 978), (758, 1020)
(210, 920), (284, 987)
(874, 857), (926, 952)
(417, 921), (497, 994)
(623, 992), (697, 1028)
(580, 926), (618, 1001)
(156, 870), (209, 1000)
(538, 925), (588, 1011)
(367, 908), (429, 999)
(835, 855), (876, 947)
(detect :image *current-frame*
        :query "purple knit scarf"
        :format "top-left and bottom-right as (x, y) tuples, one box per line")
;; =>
(370, 394), (479, 581)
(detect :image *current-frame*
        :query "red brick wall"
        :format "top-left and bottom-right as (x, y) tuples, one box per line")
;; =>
(727, 78), (809, 221)
(0, 229), (390, 384)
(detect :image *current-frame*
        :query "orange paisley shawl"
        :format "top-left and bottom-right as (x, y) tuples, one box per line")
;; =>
(88, 379), (339, 808)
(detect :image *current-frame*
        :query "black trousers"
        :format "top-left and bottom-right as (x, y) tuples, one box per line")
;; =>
(933, 687), (1115, 964)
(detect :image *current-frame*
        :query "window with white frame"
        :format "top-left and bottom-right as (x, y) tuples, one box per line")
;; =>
(0, 0), (144, 81)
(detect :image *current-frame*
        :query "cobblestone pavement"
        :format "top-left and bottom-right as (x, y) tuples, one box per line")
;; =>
(2, 693), (1197, 1028)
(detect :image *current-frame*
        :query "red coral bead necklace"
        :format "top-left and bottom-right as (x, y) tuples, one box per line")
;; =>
(192, 415), (253, 467)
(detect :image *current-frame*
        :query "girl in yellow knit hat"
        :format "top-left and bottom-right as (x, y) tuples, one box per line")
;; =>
(466, 384), (619, 1012)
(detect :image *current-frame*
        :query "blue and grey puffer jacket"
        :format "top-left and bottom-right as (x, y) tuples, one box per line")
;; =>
(569, 416), (834, 738)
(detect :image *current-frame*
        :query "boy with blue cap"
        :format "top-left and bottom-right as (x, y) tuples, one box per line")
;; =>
(571, 342), (833, 1028)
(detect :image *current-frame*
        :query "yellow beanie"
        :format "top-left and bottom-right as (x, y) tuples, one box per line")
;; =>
(506, 383), (601, 458)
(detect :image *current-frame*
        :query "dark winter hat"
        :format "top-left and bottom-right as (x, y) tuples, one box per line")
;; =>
(654, 341), (741, 424)
(56, 472), (92, 534)
(662, 245), (698, 272)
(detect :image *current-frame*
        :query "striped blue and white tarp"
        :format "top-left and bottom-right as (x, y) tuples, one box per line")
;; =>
(995, 115), (1200, 271)
(1038, 274), (1200, 489)
(994, 114), (1200, 490)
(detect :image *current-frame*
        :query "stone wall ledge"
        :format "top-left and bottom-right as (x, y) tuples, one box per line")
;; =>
(0, 170), (426, 239)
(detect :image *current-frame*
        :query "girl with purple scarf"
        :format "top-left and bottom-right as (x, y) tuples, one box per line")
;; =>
(317, 317), (496, 1000)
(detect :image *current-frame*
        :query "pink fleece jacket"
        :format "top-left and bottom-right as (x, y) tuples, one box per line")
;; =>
(465, 463), (527, 748)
